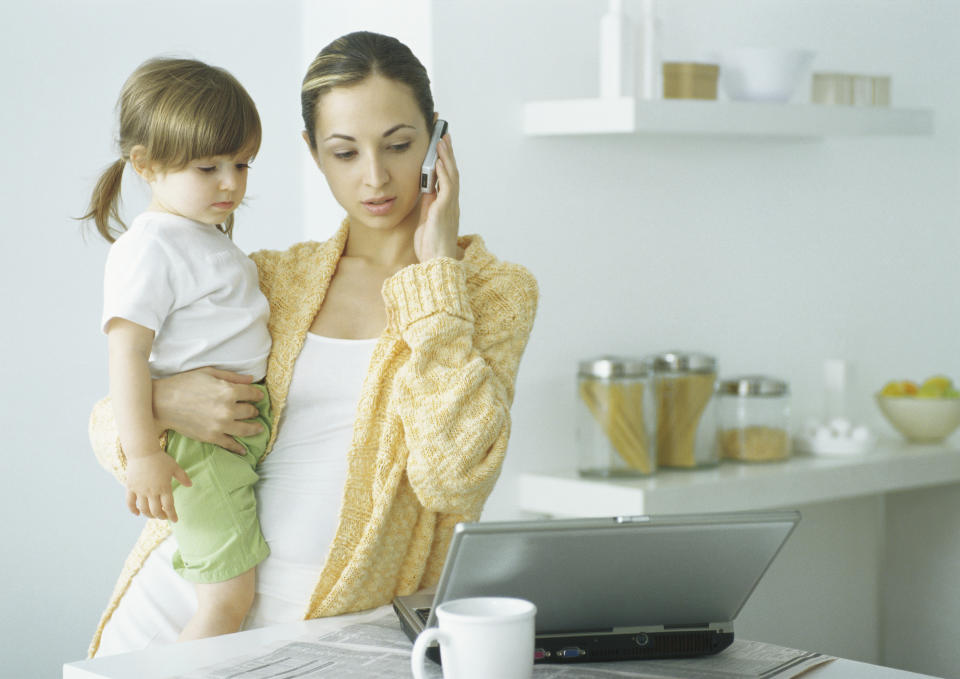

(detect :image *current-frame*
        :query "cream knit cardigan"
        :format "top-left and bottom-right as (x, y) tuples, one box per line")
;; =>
(87, 222), (538, 657)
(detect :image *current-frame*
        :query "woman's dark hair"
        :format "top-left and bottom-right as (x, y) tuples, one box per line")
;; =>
(301, 31), (435, 149)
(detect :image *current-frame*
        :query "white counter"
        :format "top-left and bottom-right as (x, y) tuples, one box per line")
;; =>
(517, 438), (960, 678)
(518, 439), (960, 517)
(63, 605), (940, 679)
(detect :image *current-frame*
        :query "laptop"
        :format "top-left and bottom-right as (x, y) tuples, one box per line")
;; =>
(394, 510), (799, 664)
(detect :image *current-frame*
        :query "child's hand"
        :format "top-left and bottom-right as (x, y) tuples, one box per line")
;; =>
(124, 451), (192, 522)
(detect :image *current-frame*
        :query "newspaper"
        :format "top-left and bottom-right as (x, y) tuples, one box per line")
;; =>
(173, 611), (833, 679)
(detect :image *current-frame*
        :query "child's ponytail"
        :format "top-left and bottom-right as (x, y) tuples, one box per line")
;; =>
(82, 159), (127, 243)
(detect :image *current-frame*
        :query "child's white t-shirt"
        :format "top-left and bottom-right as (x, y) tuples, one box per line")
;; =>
(102, 211), (271, 380)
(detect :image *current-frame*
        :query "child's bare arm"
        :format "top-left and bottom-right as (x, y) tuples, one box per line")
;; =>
(107, 318), (192, 522)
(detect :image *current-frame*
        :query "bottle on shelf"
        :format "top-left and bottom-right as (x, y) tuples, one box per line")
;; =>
(599, 0), (634, 98)
(636, 0), (661, 100)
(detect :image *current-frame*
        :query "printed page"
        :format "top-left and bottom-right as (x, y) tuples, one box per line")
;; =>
(174, 611), (833, 679)
(173, 639), (437, 679)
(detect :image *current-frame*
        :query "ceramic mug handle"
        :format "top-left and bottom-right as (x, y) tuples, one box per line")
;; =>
(411, 627), (449, 679)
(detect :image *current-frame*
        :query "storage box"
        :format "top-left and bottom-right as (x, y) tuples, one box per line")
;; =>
(662, 62), (720, 100)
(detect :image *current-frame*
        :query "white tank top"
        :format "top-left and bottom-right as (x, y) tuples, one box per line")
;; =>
(245, 332), (378, 627)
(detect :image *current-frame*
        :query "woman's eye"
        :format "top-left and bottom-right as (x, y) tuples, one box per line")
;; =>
(236, 163), (251, 170)
(333, 150), (356, 160)
(389, 142), (411, 153)
(196, 166), (216, 173)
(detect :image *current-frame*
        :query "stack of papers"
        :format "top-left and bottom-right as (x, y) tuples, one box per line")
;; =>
(175, 611), (833, 679)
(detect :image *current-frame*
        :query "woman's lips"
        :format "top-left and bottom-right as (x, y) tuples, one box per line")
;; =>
(212, 201), (235, 210)
(363, 197), (396, 215)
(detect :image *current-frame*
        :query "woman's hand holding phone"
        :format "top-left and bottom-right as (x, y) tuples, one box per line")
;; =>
(415, 129), (460, 262)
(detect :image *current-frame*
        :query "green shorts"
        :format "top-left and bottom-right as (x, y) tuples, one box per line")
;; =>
(166, 383), (271, 584)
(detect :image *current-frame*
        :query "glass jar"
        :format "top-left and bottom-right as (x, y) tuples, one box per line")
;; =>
(577, 356), (655, 477)
(717, 376), (791, 463)
(649, 351), (718, 468)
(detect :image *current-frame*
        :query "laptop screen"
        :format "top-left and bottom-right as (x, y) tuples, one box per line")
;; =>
(430, 511), (799, 634)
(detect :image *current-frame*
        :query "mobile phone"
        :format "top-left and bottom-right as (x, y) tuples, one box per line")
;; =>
(420, 119), (449, 193)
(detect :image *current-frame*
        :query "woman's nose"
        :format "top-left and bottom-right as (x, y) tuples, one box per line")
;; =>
(364, 155), (389, 188)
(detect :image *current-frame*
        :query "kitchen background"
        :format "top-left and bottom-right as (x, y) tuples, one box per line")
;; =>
(4, 1), (959, 677)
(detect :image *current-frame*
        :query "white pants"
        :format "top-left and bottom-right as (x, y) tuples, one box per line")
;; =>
(94, 533), (322, 657)
(95, 537), (196, 657)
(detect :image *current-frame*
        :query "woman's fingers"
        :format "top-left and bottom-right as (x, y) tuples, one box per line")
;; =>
(435, 142), (460, 215)
(214, 434), (248, 456)
(199, 367), (254, 384)
(439, 134), (459, 183)
(412, 131), (460, 262)
(215, 402), (262, 455)
(236, 401), (262, 421)
(226, 382), (266, 406)
(436, 136), (459, 194)
(231, 417), (265, 438)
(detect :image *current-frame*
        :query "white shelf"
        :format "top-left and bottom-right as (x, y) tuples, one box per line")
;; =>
(522, 97), (934, 137)
(518, 438), (960, 517)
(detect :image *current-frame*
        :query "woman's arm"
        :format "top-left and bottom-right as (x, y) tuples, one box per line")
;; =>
(89, 367), (267, 484)
(383, 256), (538, 515)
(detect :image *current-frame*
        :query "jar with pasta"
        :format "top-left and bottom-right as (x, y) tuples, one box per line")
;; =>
(577, 356), (655, 477)
(717, 376), (791, 463)
(649, 351), (718, 468)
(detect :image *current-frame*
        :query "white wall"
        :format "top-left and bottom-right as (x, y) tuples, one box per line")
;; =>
(426, 0), (960, 519)
(1, 2), (304, 677)
(7, 0), (960, 676)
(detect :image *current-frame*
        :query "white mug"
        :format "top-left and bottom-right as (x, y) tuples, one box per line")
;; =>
(410, 597), (537, 679)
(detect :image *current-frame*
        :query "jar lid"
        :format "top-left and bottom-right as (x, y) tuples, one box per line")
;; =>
(578, 356), (649, 379)
(718, 375), (790, 397)
(648, 351), (716, 374)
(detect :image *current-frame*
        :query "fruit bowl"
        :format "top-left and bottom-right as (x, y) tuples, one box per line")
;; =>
(875, 395), (960, 443)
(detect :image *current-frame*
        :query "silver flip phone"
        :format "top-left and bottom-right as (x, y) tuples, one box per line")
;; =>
(420, 119), (449, 193)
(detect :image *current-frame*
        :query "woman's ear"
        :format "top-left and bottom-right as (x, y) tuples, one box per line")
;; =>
(129, 145), (155, 181)
(302, 131), (323, 171)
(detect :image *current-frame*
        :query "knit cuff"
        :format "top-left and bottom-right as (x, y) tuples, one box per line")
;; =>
(382, 257), (474, 333)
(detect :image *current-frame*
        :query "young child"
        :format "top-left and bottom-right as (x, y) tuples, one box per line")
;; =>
(82, 57), (272, 641)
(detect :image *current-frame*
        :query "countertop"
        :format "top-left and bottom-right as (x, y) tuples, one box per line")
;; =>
(518, 438), (960, 516)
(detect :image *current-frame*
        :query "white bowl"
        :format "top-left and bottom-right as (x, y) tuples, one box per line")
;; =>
(875, 395), (960, 443)
(719, 47), (815, 103)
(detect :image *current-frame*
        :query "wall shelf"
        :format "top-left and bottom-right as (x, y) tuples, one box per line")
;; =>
(518, 438), (960, 517)
(522, 97), (934, 138)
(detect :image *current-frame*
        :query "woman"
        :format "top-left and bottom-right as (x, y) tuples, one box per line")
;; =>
(88, 31), (537, 657)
